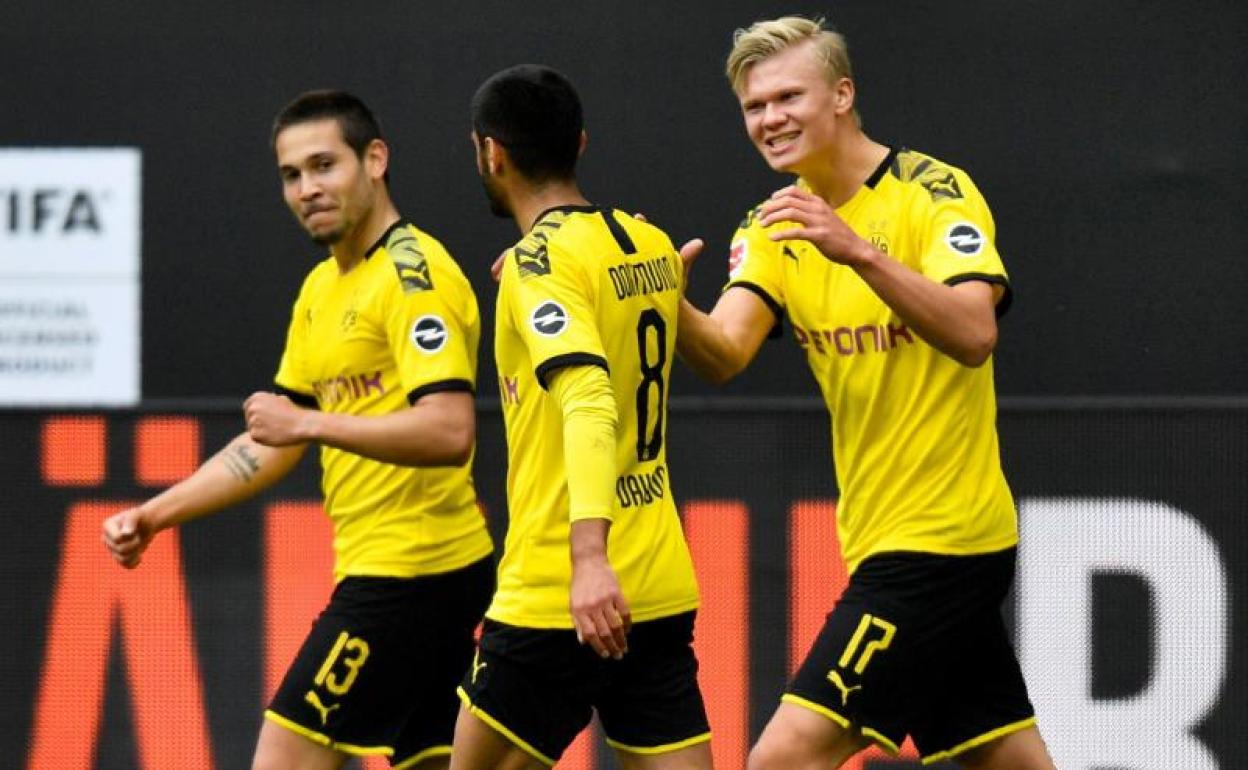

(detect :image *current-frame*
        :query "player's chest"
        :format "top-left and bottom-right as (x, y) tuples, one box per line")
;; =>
(302, 283), (390, 378)
(779, 210), (919, 362)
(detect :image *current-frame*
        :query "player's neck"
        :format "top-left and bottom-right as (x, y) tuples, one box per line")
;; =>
(800, 133), (890, 209)
(510, 178), (589, 234)
(332, 198), (400, 273)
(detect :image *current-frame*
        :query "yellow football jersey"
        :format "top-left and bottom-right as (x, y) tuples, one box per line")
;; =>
(728, 148), (1018, 574)
(489, 205), (700, 628)
(275, 221), (493, 581)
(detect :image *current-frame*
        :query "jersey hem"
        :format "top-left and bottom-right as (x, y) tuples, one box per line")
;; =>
(407, 378), (473, 405)
(457, 687), (556, 766)
(724, 280), (784, 323)
(393, 745), (452, 770)
(780, 694), (850, 728)
(944, 272), (1013, 318)
(779, 696), (901, 755)
(534, 352), (609, 389)
(334, 537), (495, 583)
(846, 536), (1019, 576)
(274, 383), (319, 409)
(604, 731), (712, 755)
(920, 717), (1037, 765)
(485, 597), (699, 630)
(263, 709), (394, 757)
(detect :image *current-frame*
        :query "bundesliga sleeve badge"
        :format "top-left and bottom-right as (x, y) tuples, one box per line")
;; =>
(529, 300), (569, 337)
(410, 315), (449, 353)
(945, 222), (985, 256)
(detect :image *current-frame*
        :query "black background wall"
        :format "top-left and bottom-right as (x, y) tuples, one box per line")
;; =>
(3, 0), (1244, 400)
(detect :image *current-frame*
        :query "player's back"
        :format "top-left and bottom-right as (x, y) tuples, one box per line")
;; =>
(490, 205), (698, 628)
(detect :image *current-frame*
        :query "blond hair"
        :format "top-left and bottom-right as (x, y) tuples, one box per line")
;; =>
(726, 16), (854, 95)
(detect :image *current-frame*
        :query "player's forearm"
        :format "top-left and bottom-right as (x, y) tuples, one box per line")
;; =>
(676, 297), (751, 384)
(140, 432), (304, 532)
(852, 249), (998, 367)
(302, 391), (475, 467)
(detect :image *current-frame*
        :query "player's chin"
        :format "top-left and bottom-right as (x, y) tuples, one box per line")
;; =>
(307, 223), (346, 246)
(761, 153), (801, 175)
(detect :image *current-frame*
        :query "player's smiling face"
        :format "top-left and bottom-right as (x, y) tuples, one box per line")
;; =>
(738, 42), (845, 175)
(275, 118), (377, 245)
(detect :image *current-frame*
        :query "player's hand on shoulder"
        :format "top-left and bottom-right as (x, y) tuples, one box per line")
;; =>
(570, 557), (632, 660)
(677, 238), (704, 287)
(101, 507), (155, 569)
(244, 391), (308, 446)
(759, 185), (871, 267)
(490, 249), (508, 283)
(630, 210), (702, 291)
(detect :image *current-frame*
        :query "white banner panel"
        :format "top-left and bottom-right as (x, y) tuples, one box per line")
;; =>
(0, 148), (141, 405)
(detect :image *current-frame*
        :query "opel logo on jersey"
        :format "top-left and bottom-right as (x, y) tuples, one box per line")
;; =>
(945, 223), (985, 256)
(529, 301), (569, 337)
(410, 315), (449, 353)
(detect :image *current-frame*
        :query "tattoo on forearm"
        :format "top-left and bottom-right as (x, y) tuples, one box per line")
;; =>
(221, 444), (261, 482)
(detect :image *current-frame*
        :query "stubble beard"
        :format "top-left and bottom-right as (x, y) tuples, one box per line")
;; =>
(308, 225), (346, 246)
(480, 174), (511, 219)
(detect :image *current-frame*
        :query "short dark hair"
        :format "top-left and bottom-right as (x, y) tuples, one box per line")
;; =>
(471, 65), (583, 182)
(271, 89), (384, 158)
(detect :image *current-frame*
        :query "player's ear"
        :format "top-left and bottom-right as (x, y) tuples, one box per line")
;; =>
(481, 136), (506, 174)
(577, 130), (588, 158)
(833, 77), (855, 116)
(364, 138), (389, 181)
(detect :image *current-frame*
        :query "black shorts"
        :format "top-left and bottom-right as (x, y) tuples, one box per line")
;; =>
(266, 556), (494, 767)
(457, 611), (711, 766)
(786, 548), (1036, 763)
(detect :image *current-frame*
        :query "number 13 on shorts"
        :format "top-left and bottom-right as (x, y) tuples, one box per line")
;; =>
(315, 631), (372, 695)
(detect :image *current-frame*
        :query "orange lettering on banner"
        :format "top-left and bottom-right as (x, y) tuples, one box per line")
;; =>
(40, 415), (106, 486)
(263, 502), (394, 770)
(28, 501), (215, 770)
(788, 500), (920, 767)
(262, 501), (334, 700)
(788, 500), (845, 672)
(685, 500), (750, 770)
(134, 416), (200, 485)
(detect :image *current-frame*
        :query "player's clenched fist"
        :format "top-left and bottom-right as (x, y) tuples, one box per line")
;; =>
(101, 507), (155, 568)
(243, 391), (306, 446)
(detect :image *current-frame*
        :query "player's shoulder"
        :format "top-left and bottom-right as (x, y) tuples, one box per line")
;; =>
(884, 147), (982, 204)
(507, 208), (576, 280)
(375, 220), (466, 294)
(735, 177), (805, 235)
(506, 205), (614, 276)
(611, 208), (678, 254)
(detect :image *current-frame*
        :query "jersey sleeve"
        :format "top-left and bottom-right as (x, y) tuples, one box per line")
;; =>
(915, 173), (1013, 316)
(548, 364), (618, 523)
(383, 244), (478, 404)
(723, 207), (786, 333)
(273, 274), (318, 408)
(502, 239), (606, 389)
